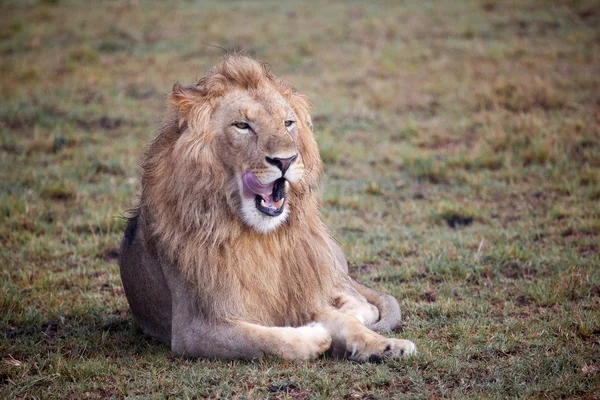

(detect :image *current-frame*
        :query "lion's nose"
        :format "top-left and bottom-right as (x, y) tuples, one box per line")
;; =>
(265, 154), (298, 174)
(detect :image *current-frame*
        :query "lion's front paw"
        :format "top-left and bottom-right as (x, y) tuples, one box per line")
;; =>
(349, 337), (416, 363)
(279, 323), (332, 361)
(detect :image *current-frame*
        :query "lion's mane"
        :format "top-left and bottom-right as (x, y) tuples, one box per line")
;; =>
(133, 55), (345, 326)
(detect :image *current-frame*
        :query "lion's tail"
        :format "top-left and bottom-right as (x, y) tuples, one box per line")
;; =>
(352, 280), (402, 333)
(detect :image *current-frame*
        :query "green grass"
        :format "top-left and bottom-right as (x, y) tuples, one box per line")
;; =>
(1, 0), (599, 398)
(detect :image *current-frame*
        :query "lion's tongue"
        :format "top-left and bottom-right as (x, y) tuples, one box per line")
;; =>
(242, 171), (275, 199)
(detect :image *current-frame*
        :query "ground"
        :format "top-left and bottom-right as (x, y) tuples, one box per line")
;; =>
(1, 0), (599, 398)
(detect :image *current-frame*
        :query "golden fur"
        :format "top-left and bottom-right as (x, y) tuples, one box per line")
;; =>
(137, 55), (344, 325)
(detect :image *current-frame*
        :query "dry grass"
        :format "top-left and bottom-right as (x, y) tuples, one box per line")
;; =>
(1, 0), (599, 398)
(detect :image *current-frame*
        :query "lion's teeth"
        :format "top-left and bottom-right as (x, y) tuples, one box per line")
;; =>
(274, 198), (284, 209)
(284, 181), (290, 193)
(260, 199), (266, 207)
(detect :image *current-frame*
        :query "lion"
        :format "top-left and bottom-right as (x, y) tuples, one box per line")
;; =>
(119, 54), (416, 362)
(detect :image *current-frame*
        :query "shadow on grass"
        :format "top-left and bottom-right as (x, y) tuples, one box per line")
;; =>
(3, 309), (170, 362)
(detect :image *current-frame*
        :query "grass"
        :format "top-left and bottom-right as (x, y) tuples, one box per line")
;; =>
(1, 0), (599, 398)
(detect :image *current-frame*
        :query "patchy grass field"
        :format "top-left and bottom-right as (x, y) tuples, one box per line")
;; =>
(1, 0), (599, 398)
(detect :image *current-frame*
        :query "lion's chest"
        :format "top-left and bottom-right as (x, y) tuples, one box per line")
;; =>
(213, 245), (332, 326)
(194, 227), (336, 326)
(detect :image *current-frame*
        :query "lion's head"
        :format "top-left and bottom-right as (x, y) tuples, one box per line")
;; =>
(144, 54), (321, 235)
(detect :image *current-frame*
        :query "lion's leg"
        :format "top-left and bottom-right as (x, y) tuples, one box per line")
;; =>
(335, 292), (380, 326)
(327, 238), (402, 333)
(316, 309), (415, 362)
(171, 319), (331, 360)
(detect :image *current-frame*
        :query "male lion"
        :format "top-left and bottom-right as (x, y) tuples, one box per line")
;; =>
(119, 54), (416, 362)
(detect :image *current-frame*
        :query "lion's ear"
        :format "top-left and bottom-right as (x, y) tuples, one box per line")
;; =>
(169, 83), (200, 115)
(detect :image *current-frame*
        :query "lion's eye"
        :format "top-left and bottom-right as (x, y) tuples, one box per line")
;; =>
(284, 120), (295, 128)
(233, 122), (250, 130)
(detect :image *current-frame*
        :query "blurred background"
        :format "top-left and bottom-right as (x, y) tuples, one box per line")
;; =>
(1, 0), (599, 398)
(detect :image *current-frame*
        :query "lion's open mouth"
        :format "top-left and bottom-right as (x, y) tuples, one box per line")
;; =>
(242, 171), (286, 217)
(254, 178), (286, 216)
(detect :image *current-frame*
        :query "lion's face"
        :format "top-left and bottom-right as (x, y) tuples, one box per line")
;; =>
(162, 56), (318, 236)
(211, 85), (305, 233)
